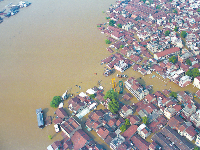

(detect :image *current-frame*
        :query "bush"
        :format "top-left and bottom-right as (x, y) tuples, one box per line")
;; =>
(48, 135), (52, 140)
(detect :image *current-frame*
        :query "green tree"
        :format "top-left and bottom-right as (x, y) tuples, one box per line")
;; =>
(142, 116), (148, 125)
(125, 119), (130, 126)
(117, 24), (122, 28)
(165, 30), (170, 36)
(192, 68), (200, 78)
(105, 39), (111, 44)
(194, 146), (199, 150)
(156, 5), (161, 9)
(50, 96), (61, 108)
(106, 17), (110, 20)
(142, 0), (146, 3)
(109, 20), (115, 26)
(169, 56), (178, 64)
(186, 68), (200, 79)
(186, 69), (193, 77)
(89, 94), (95, 99)
(170, 92), (177, 98)
(169, 18), (172, 23)
(174, 26), (178, 32)
(104, 89), (119, 100)
(173, 9), (178, 14)
(197, 8), (200, 12)
(181, 31), (187, 38)
(186, 58), (192, 66)
(120, 45), (124, 48)
(108, 99), (119, 114)
(120, 124), (126, 133)
(48, 135), (52, 140)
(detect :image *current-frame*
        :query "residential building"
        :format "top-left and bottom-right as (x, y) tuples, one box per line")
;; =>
(60, 117), (82, 138)
(137, 124), (151, 139)
(124, 77), (147, 100)
(154, 47), (180, 60)
(119, 105), (133, 118)
(193, 76), (200, 89)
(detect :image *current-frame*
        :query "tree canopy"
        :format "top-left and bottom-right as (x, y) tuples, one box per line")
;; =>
(105, 39), (111, 44)
(89, 94), (96, 99)
(181, 31), (187, 38)
(109, 20), (115, 26)
(169, 56), (177, 64)
(104, 89), (119, 100)
(174, 26), (178, 32)
(173, 9), (178, 14)
(120, 45), (124, 48)
(186, 68), (200, 79)
(165, 30), (170, 36)
(117, 24), (122, 28)
(142, 116), (148, 125)
(125, 119), (130, 126)
(120, 124), (126, 133)
(170, 92), (177, 99)
(197, 8), (200, 12)
(50, 96), (61, 108)
(156, 5), (161, 9)
(186, 58), (192, 66)
(108, 99), (119, 114)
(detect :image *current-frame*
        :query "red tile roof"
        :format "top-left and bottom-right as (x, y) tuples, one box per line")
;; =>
(122, 125), (138, 139)
(155, 47), (180, 58)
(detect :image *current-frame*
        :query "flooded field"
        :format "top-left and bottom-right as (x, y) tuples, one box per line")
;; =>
(0, 0), (199, 150)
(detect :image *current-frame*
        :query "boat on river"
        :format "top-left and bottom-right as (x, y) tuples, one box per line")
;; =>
(36, 108), (44, 129)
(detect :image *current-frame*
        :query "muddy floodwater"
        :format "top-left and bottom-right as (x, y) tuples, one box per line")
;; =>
(0, 0), (199, 150)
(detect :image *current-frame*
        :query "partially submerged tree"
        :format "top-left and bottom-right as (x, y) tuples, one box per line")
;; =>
(50, 96), (61, 108)
(170, 92), (177, 99)
(48, 135), (52, 140)
(105, 39), (111, 44)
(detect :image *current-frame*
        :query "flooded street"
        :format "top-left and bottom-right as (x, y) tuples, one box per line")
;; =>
(0, 0), (199, 150)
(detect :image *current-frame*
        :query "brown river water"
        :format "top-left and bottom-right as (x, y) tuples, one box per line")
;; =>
(0, 0), (199, 150)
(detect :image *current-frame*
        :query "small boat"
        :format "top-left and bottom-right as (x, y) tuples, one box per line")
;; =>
(61, 90), (68, 100)
(36, 108), (44, 129)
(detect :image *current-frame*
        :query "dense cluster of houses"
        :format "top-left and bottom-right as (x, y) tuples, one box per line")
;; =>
(46, 0), (200, 149)
(99, 0), (200, 89)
